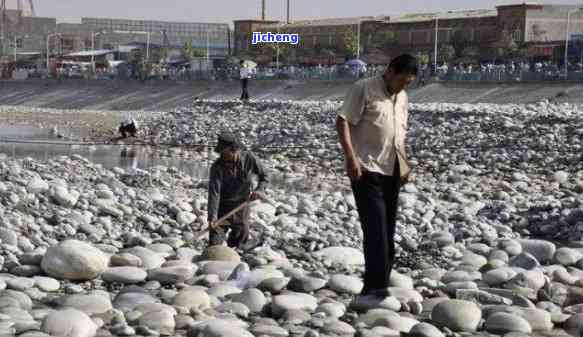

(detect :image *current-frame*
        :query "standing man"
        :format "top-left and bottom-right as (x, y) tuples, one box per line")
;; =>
(240, 60), (251, 101)
(208, 132), (267, 249)
(336, 54), (417, 297)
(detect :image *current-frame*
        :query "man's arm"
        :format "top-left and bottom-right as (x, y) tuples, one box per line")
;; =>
(207, 165), (221, 224)
(337, 82), (365, 180)
(249, 153), (267, 192)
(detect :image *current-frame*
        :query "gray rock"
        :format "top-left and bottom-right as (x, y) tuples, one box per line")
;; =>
(61, 293), (113, 316)
(33, 277), (60, 292)
(125, 247), (165, 270)
(41, 308), (98, 337)
(102, 267), (148, 284)
(227, 288), (266, 313)
(147, 265), (196, 284)
(554, 248), (583, 266)
(313, 246), (364, 266)
(137, 309), (175, 335)
(322, 319), (356, 335)
(41, 240), (109, 281)
(249, 324), (289, 337)
(409, 322), (445, 337)
(431, 300), (482, 332)
(172, 288), (210, 311)
(485, 312), (532, 334)
(110, 253), (142, 267)
(258, 277), (289, 293)
(509, 253), (540, 269)
(271, 292), (318, 318)
(288, 275), (327, 292)
(203, 246), (241, 262)
(519, 240), (556, 264)
(350, 295), (401, 312)
(113, 291), (160, 312)
(328, 274), (363, 294)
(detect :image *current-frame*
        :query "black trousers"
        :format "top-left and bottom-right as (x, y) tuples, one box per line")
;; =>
(240, 78), (249, 100)
(209, 201), (250, 249)
(351, 162), (401, 294)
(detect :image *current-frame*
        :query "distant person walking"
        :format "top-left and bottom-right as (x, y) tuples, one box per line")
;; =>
(240, 60), (251, 101)
(336, 54), (417, 298)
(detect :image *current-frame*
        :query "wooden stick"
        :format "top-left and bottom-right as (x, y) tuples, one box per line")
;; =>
(192, 200), (250, 241)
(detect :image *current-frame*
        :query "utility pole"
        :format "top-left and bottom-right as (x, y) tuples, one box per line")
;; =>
(434, 15), (439, 72)
(286, 0), (290, 24)
(261, 0), (266, 20)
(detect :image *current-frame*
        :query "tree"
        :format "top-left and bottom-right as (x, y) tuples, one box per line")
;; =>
(461, 46), (480, 60)
(343, 28), (359, 58)
(182, 41), (206, 61)
(438, 44), (456, 63)
(371, 30), (396, 50)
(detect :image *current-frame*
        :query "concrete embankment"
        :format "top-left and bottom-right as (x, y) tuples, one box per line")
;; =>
(0, 79), (582, 111)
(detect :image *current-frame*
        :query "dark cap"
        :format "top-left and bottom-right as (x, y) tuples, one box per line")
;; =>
(214, 132), (242, 153)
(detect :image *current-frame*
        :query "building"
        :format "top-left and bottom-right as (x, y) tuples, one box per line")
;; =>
(0, 9), (56, 60)
(234, 3), (583, 64)
(81, 17), (230, 57)
(233, 19), (279, 54)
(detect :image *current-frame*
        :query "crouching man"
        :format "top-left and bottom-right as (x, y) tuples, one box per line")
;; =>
(207, 132), (267, 250)
(119, 116), (138, 138)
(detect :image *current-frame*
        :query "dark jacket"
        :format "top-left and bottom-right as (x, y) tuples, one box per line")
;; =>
(207, 151), (267, 222)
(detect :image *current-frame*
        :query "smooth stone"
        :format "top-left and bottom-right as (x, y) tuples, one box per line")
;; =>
(61, 293), (113, 315)
(147, 265), (197, 284)
(249, 324), (289, 337)
(41, 308), (98, 337)
(554, 248), (583, 266)
(313, 246), (364, 266)
(227, 288), (266, 313)
(390, 272), (414, 289)
(113, 292), (160, 312)
(203, 246), (241, 262)
(431, 299), (482, 332)
(110, 253), (143, 267)
(288, 275), (327, 292)
(350, 295), (401, 312)
(509, 253), (540, 269)
(215, 302), (251, 318)
(271, 292), (318, 318)
(137, 309), (175, 335)
(328, 274), (363, 294)
(315, 302), (346, 318)
(322, 319), (356, 335)
(485, 312), (533, 334)
(199, 261), (240, 281)
(519, 240), (556, 264)
(41, 240), (109, 281)
(409, 322), (445, 337)
(207, 284), (242, 299)
(258, 277), (289, 293)
(484, 267), (518, 286)
(172, 288), (210, 311)
(102, 267), (148, 284)
(125, 247), (165, 270)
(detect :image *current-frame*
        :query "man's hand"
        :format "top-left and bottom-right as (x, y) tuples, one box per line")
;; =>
(249, 192), (262, 201)
(346, 156), (362, 181)
(400, 172), (415, 185)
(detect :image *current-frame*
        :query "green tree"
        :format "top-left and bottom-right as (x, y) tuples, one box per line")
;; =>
(371, 30), (396, 50)
(343, 28), (359, 58)
(438, 44), (456, 62)
(182, 41), (206, 61)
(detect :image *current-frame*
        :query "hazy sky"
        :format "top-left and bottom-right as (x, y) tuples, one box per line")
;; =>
(32, 0), (583, 26)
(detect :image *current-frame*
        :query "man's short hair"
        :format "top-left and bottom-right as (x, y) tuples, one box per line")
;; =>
(388, 54), (418, 75)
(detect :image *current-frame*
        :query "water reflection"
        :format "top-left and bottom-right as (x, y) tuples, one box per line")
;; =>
(0, 142), (210, 179)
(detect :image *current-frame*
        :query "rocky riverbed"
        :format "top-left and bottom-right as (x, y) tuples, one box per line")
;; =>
(0, 99), (582, 337)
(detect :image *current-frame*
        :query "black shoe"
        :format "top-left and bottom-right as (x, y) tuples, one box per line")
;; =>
(361, 288), (390, 298)
(239, 235), (264, 252)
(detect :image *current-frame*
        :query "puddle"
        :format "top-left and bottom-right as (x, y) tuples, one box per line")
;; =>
(0, 141), (210, 179)
(0, 125), (53, 140)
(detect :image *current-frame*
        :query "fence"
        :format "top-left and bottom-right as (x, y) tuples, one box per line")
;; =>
(437, 69), (583, 82)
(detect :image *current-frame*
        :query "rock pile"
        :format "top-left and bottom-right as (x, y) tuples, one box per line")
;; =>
(0, 99), (581, 337)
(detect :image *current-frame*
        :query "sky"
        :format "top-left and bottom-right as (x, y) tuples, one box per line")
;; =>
(28, 0), (583, 26)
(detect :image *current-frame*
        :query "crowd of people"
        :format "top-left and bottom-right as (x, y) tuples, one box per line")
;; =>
(436, 60), (583, 80)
